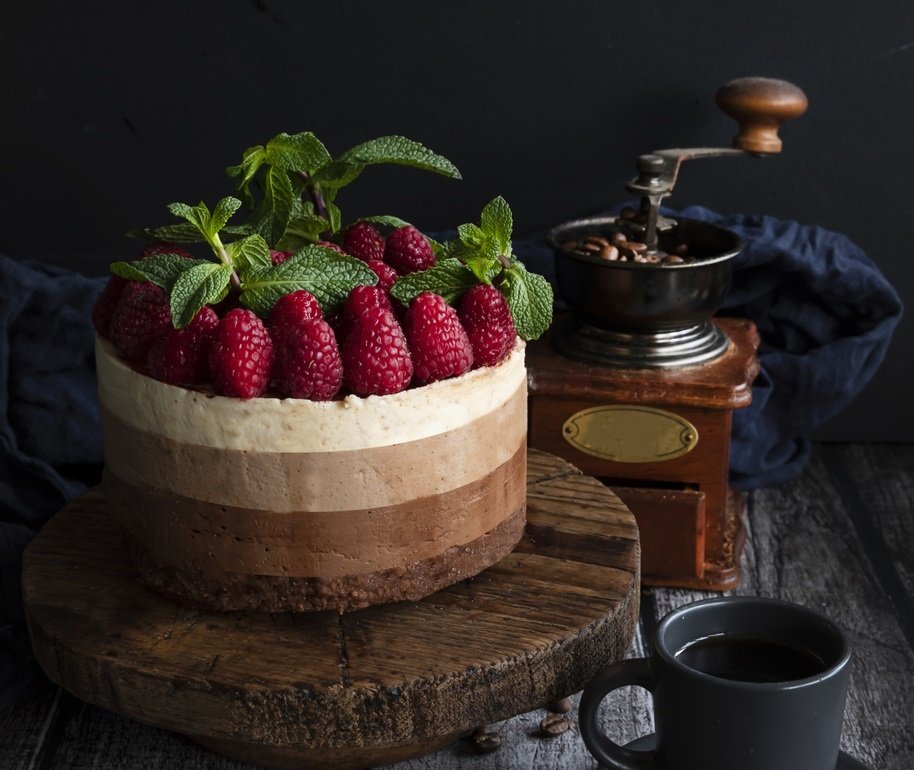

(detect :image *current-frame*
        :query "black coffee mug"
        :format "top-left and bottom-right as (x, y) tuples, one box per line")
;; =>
(579, 596), (852, 770)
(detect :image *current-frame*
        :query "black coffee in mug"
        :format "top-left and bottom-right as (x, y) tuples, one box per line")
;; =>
(676, 633), (828, 683)
(579, 597), (854, 770)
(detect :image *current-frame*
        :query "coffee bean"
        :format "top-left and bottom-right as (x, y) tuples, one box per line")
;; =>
(470, 725), (503, 754)
(540, 712), (574, 737)
(610, 230), (627, 244)
(616, 243), (637, 260)
(585, 235), (611, 247)
(599, 244), (619, 261)
(548, 696), (574, 714)
(621, 240), (647, 254)
(560, 240), (579, 251)
(663, 254), (685, 264)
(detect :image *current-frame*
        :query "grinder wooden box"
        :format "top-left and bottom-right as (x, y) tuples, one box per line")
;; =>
(527, 316), (760, 590)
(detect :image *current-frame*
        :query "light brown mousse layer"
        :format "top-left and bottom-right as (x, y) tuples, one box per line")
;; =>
(99, 380), (527, 513)
(105, 444), (527, 612)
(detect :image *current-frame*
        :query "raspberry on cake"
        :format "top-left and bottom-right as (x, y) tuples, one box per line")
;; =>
(384, 225), (436, 275)
(342, 305), (414, 396)
(459, 284), (519, 367)
(208, 308), (274, 399)
(343, 221), (385, 262)
(272, 317), (343, 400)
(404, 291), (474, 384)
(109, 281), (172, 363)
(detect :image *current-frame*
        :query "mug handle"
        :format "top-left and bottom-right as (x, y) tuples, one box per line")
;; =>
(579, 657), (657, 769)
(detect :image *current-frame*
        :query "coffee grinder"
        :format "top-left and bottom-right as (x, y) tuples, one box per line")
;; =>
(528, 77), (808, 590)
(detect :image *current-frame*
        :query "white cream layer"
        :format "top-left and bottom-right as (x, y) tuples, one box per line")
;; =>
(96, 336), (526, 452)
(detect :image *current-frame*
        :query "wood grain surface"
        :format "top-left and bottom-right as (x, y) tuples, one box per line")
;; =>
(17, 449), (640, 770)
(4, 444), (912, 770)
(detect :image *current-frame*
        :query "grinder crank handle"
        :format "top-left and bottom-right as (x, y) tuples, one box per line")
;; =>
(715, 77), (808, 154)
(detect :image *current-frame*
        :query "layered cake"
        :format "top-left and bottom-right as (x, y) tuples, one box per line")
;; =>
(92, 131), (552, 613)
(97, 336), (527, 612)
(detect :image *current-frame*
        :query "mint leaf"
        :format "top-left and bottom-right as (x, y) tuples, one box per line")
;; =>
(338, 136), (461, 179)
(457, 222), (485, 248)
(359, 214), (413, 230)
(209, 197), (243, 238)
(170, 262), (233, 328)
(239, 245), (376, 317)
(126, 222), (250, 243)
(480, 196), (513, 256)
(126, 222), (204, 243)
(390, 258), (477, 306)
(312, 159), (363, 193)
(227, 234), (271, 274)
(167, 202), (210, 235)
(110, 254), (211, 290)
(325, 200), (342, 234)
(265, 132), (332, 174)
(275, 213), (331, 251)
(255, 166), (294, 246)
(501, 263), (554, 341)
(226, 145), (266, 207)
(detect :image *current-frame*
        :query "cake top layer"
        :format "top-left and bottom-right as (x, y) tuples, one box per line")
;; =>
(96, 336), (526, 452)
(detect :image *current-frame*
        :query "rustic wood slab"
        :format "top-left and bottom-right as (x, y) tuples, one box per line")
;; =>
(20, 449), (640, 770)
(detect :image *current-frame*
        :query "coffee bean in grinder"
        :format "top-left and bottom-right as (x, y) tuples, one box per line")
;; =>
(528, 78), (808, 590)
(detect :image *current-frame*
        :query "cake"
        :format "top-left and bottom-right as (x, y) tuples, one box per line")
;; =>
(92, 131), (552, 613)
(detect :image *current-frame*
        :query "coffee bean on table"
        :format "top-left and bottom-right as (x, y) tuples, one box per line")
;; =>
(470, 725), (503, 754)
(539, 712), (574, 737)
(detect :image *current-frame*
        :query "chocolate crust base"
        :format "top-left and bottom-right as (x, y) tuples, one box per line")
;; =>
(123, 506), (527, 613)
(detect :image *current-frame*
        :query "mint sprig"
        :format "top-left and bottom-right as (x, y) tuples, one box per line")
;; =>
(226, 132), (460, 251)
(390, 196), (553, 341)
(118, 198), (378, 327)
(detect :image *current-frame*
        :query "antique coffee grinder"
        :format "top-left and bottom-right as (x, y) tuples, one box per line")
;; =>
(528, 77), (808, 590)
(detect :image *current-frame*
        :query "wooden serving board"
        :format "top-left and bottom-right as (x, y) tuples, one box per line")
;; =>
(22, 449), (640, 770)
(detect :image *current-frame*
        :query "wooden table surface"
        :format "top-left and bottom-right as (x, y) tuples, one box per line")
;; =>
(3, 443), (913, 770)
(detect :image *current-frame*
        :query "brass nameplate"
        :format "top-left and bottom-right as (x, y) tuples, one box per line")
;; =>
(562, 405), (698, 463)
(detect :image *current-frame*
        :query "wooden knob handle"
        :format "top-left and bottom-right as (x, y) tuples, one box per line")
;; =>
(715, 77), (808, 153)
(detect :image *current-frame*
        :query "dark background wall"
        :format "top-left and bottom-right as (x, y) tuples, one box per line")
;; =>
(2, 1), (911, 441)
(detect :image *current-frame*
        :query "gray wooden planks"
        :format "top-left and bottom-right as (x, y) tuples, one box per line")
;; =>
(3, 443), (912, 770)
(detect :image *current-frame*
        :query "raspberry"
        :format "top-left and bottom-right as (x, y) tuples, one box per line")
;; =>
(139, 242), (194, 259)
(458, 284), (518, 367)
(268, 290), (323, 340)
(336, 284), (395, 343)
(92, 275), (129, 339)
(270, 249), (293, 265)
(404, 292), (473, 384)
(342, 306), (413, 396)
(148, 306), (219, 385)
(208, 308), (275, 399)
(366, 260), (398, 292)
(342, 221), (385, 262)
(109, 281), (173, 363)
(273, 318), (343, 400)
(384, 225), (436, 275)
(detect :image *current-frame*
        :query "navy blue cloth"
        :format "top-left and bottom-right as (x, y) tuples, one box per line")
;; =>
(0, 209), (902, 712)
(1, 256), (102, 712)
